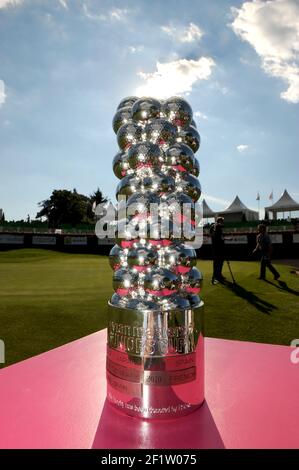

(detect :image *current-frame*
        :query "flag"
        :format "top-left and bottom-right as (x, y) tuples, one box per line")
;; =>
(269, 190), (273, 200)
(256, 192), (260, 201)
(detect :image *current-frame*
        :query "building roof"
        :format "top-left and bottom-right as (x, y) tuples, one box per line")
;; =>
(265, 189), (299, 212)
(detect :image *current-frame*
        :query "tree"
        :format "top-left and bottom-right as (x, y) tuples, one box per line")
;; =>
(0, 211), (5, 222)
(37, 189), (89, 227)
(36, 188), (108, 227)
(87, 188), (108, 219)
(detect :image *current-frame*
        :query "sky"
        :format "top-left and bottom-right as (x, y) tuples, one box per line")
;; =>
(0, 0), (298, 220)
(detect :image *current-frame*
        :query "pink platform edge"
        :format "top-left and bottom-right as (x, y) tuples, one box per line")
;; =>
(0, 330), (298, 449)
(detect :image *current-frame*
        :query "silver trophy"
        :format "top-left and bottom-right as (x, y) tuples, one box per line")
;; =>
(107, 96), (204, 419)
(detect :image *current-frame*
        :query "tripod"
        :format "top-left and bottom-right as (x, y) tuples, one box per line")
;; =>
(226, 260), (236, 284)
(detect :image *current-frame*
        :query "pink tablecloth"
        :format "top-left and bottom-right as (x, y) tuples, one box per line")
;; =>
(0, 330), (298, 449)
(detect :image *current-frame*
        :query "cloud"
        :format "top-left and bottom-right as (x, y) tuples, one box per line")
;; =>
(128, 45), (144, 54)
(109, 7), (128, 21)
(136, 56), (215, 98)
(0, 80), (6, 106)
(82, 4), (105, 21)
(194, 110), (208, 120)
(231, 0), (299, 103)
(58, 0), (68, 10)
(0, 0), (23, 8)
(237, 144), (249, 153)
(82, 4), (128, 22)
(204, 195), (230, 207)
(161, 22), (203, 43)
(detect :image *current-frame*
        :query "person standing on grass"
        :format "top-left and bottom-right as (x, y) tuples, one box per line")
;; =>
(211, 216), (226, 284)
(253, 224), (280, 280)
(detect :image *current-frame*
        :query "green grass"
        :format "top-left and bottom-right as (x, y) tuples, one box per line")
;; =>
(0, 249), (299, 367)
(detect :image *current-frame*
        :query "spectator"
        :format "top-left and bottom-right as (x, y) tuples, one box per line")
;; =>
(253, 224), (280, 280)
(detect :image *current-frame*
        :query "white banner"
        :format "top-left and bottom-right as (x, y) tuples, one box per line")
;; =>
(64, 236), (87, 246)
(293, 234), (299, 243)
(270, 234), (283, 244)
(32, 236), (56, 245)
(0, 234), (24, 244)
(225, 235), (248, 244)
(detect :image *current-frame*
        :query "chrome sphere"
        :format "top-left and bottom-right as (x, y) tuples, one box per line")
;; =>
(112, 106), (132, 134)
(165, 143), (195, 172)
(127, 246), (158, 269)
(109, 244), (127, 271)
(117, 122), (143, 150)
(112, 151), (130, 179)
(131, 97), (161, 123)
(126, 192), (161, 216)
(186, 293), (201, 308)
(153, 172), (176, 194)
(166, 192), (195, 205)
(116, 174), (138, 198)
(114, 218), (135, 247)
(178, 125), (200, 153)
(123, 219), (160, 243)
(127, 142), (163, 170)
(166, 193), (196, 216)
(110, 292), (130, 308)
(172, 244), (197, 272)
(144, 119), (177, 147)
(165, 193), (196, 231)
(127, 173), (175, 195)
(159, 294), (191, 311)
(162, 97), (193, 128)
(113, 268), (138, 295)
(130, 176), (151, 194)
(162, 246), (179, 269)
(144, 268), (178, 295)
(158, 215), (183, 245)
(180, 173), (202, 201)
(180, 267), (203, 294)
(117, 96), (138, 110)
(190, 157), (200, 177)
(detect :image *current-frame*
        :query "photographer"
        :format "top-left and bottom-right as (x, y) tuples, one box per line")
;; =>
(211, 216), (226, 284)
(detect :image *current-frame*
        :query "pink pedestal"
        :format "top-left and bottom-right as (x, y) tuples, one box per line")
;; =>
(0, 330), (298, 449)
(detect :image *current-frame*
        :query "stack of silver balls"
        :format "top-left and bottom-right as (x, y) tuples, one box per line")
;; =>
(109, 96), (203, 312)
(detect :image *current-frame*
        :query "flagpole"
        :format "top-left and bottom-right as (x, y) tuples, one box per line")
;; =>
(269, 189), (274, 220)
(256, 191), (261, 219)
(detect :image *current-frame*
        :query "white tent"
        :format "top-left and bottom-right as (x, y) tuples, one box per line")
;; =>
(217, 196), (259, 222)
(202, 199), (215, 220)
(265, 190), (299, 219)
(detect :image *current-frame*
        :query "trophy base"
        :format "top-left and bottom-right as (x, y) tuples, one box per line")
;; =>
(106, 301), (204, 420)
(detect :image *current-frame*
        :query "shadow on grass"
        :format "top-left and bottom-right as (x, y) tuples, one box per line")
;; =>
(264, 279), (299, 297)
(223, 280), (277, 315)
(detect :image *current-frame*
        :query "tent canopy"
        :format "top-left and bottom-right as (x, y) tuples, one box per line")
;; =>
(265, 190), (299, 214)
(217, 196), (259, 222)
(224, 196), (249, 213)
(202, 199), (215, 218)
